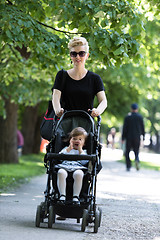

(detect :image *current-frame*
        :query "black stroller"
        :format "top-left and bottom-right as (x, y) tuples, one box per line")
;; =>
(35, 110), (102, 233)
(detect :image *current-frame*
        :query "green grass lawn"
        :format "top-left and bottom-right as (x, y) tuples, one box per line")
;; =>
(1, 153), (159, 194)
(119, 158), (160, 171)
(0, 153), (45, 193)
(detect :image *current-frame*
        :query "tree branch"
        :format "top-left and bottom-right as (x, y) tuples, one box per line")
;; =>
(36, 20), (88, 35)
(6, 0), (13, 5)
(5, 0), (88, 35)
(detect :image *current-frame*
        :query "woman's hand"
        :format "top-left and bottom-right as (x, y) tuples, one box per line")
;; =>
(88, 91), (107, 118)
(55, 108), (64, 118)
(88, 108), (100, 118)
(52, 89), (64, 118)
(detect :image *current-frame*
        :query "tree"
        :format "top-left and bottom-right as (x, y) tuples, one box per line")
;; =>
(98, 2), (160, 141)
(0, 0), (146, 163)
(0, 98), (18, 163)
(136, 7), (160, 151)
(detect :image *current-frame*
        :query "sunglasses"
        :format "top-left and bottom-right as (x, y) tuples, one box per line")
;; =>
(70, 51), (86, 57)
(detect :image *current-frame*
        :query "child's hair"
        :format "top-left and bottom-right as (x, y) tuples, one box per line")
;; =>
(68, 36), (89, 53)
(69, 127), (88, 140)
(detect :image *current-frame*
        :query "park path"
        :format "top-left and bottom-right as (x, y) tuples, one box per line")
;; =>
(0, 147), (160, 240)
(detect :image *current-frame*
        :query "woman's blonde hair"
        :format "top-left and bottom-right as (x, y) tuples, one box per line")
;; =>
(68, 36), (89, 53)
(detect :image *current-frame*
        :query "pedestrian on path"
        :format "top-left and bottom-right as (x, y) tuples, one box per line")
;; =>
(17, 129), (24, 157)
(122, 103), (145, 171)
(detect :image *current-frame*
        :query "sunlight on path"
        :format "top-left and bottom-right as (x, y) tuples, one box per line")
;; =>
(140, 151), (160, 165)
(98, 146), (160, 205)
(101, 146), (123, 161)
(101, 146), (160, 165)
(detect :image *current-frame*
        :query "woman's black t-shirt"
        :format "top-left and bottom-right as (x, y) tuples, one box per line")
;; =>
(52, 70), (105, 112)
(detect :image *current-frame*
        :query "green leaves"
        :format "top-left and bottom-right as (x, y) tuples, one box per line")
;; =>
(0, 0), (156, 120)
(105, 37), (111, 48)
(5, 30), (13, 40)
(113, 46), (124, 56)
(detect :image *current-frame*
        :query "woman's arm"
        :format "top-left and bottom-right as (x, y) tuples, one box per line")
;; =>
(90, 91), (107, 118)
(52, 89), (64, 117)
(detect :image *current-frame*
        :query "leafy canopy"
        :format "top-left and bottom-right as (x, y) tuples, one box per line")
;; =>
(0, 0), (145, 117)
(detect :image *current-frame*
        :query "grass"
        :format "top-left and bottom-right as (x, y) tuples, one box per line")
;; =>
(1, 152), (160, 194)
(0, 153), (46, 193)
(119, 158), (160, 171)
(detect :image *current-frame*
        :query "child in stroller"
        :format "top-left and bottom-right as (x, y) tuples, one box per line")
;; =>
(56, 127), (88, 205)
(35, 110), (102, 233)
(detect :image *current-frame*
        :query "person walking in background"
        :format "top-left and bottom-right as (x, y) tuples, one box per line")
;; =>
(122, 103), (145, 171)
(107, 127), (116, 149)
(17, 129), (24, 157)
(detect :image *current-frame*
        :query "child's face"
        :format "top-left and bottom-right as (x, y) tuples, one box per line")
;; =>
(70, 134), (85, 150)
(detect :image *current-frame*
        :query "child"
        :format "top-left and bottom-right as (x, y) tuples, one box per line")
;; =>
(56, 127), (88, 205)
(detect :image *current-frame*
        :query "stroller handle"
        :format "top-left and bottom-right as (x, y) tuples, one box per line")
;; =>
(97, 115), (101, 123)
(46, 153), (97, 161)
(88, 109), (101, 122)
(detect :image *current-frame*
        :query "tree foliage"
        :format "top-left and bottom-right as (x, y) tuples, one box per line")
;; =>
(0, 0), (145, 113)
(0, 0), (160, 162)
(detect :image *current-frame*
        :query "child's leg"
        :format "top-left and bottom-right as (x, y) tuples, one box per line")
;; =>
(73, 169), (84, 201)
(57, 168), (68, 200)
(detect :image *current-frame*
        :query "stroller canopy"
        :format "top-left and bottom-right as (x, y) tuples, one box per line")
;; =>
(55, 110), (95, 137)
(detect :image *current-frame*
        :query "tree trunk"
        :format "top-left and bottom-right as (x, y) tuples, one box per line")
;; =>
(0, 116), (6, 163)
(21, 105), (42, 154)
(0, 98), (18, 163)
(155, 133), (160, 153)
(149, 135), (153, 150)
(32, 114), (44, 154)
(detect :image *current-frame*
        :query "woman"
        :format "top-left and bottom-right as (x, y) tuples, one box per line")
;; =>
(52, 36), (107, 118)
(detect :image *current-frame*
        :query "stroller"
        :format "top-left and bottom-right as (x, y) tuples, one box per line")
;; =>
(35, 110), (102, 233)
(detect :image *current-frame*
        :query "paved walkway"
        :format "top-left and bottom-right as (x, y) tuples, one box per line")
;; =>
(0, 148), (160, 240)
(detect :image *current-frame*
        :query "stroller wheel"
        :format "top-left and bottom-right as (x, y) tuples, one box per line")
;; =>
(81, 209), (88, 232)
(94, 210), (100, 233)
(48, 206), (55, 228)
(35, 205), (42, 227)
(98, 207), (102, 227)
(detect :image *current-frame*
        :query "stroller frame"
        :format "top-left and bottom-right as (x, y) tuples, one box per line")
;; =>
(35, 110), (102, 233)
